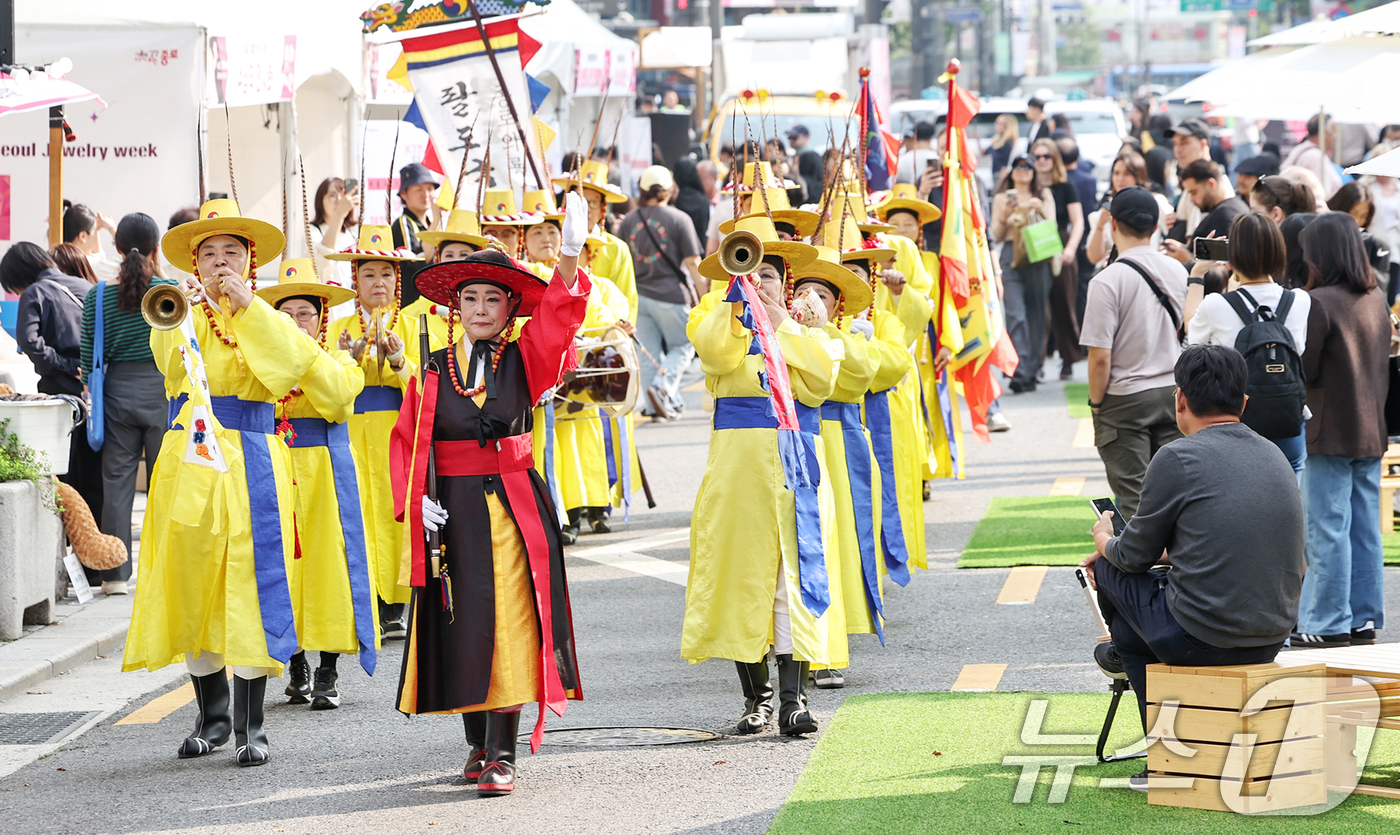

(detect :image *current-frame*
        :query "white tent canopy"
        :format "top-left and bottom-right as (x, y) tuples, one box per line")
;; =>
(1166, 36), (1400, 123)
(520, 0), (638, 93)
(1347, 144), (1400, 177)
(640, 27), (714, 70)
(1250, 0), (1400, 47)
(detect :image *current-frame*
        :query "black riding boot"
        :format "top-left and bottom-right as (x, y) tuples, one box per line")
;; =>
(734, 655), (774, 734)
(233, 675), (270, 767)
(463, 712), (488, 783)
(561, 509), (581, 545)
(284, 651), (311, 704)
(587, 506), (611, 534)
(776, 654), (817, 736)
(477, 710), (520, 796)
(177, 671), (231, 758)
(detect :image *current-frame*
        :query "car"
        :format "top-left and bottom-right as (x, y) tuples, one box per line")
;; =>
(1044, 99), (1128, 193)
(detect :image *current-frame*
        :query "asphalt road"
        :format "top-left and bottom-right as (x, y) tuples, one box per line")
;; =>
(3, 371), (1398, 835)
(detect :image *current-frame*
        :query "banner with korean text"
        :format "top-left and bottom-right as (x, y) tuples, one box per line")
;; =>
(402, 17), (546, 200)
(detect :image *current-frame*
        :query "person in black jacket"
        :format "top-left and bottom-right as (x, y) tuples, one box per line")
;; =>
(672, 158), (711, 246)
(0, 241), (104, 574)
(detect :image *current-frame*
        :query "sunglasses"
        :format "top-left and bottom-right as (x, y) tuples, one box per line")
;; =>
(1012, 163), (1033, 171)
(1033, 153), (1054, 161)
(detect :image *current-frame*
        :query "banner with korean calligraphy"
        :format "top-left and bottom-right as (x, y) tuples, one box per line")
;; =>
(213, 35), (297, 107)
(402, 17), (546, 199)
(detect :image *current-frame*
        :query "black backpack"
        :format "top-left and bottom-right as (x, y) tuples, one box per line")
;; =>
(1224, 287), (1306, 439)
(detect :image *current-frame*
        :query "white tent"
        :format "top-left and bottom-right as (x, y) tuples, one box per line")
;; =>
(1250, 1), (1400, 47)
(1166, 36), (1400, 123)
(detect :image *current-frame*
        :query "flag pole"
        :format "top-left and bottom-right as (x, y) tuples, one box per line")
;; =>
(466, 0), (546, 190)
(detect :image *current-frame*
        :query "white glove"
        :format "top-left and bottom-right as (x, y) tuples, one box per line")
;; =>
(560, 190), (589, 257)
(850, 318), (875, 340)
(422, 497), (449, 533)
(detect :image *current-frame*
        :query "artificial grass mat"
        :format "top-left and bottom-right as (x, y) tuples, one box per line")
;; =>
(1385, 533), (1400, 566)
(1065, 382), (1092, 418)
(768, 691), (1400, 834)
(957, 496), (1097, 568)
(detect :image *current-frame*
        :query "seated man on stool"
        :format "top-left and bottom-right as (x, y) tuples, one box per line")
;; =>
(1080, 344), (1306, 746)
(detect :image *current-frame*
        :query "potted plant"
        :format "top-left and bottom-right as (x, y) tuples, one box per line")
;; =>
(0, 417), (63, 639)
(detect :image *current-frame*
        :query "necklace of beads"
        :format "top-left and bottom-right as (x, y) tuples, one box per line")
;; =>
(444, 313), (514, 399)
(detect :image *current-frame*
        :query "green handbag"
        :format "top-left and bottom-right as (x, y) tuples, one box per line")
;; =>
(1021, 216), (1063, 264)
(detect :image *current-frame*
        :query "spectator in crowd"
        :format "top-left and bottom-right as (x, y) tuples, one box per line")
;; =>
(1282, 112), (1343, 199)
(897, 121), (939, 186)
(1328, 182), (1392, 293)
(1026, 97), (1051, 145)
(1031, 138), (1084, 380)
(1144, 115), (1176, 197)
(160, 207), (199, 280)
(79, 213), (174, 596)
(988, 114), (1019, 179)
(62, 201), (118, 282)
(49, 242), (98, 285)
(1231, 118), (1265, 172)
(0, 241), (104, 558)
(1186, 212), (1310, 476)
(1163, 160), (1248, 265)
(1293, 213), (1391, 648)
(1234, 152), (1279, 197)
(1082, 344), (1304, 748)
(1080, 187), (1188, 520)
(786, 124), (811, 154)
(697, 159), (720, 207)
(1281, 165), (1329, 211)
(659, 90), (688, 113)
(1164, 119), (1235, 243)
(1087, 152), (1174, 267)
(672, 157), (711, 246)
(1049, 112), (1074, 138)
(310, 177), (358, 292)
(1366, 160), (1400, 298)
(1250, 173), (1316, 224)
(620, 165), (703, 420)
(1280, 213), (1320, 291)
(991, 154), (1055, 393)
(390, 162), (439, 306)
(1059, 137), (1099, 328)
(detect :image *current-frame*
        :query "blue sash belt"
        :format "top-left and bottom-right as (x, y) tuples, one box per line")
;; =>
(287, 417), (378, 676)
(928, 322), (962, 477)
(208, 395), (297, 663)
(600, 411), (632, 523)
(354, 385), (403, 414)
(821, 401), (886, 643)
(167, 392), (189, 429)
(712, 397), (829, 617)
(540, 403), (567, 525)
(863, 390), (912, 588)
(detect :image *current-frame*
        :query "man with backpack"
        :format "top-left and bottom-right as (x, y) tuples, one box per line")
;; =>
(1186, 211), (1310, 478)
(1080, 187), (1189, 520)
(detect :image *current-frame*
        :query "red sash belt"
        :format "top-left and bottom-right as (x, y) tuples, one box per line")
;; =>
(433, 435), (534, 475)
(431, 432), (563, 752)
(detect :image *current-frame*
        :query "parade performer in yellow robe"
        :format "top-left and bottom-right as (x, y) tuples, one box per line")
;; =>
(327, 227), (421, 640)
(124, 199), (322, 767)
(554, 159), (637, 319)
(479, 187), (541, 261)
(404, 209), (489, 349)
(684, 214), (846, 737)
(391, 191), (592, 796)
(257, 259), (377, 711)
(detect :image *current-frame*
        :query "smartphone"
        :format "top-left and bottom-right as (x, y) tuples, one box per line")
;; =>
(1074, 567), (1112, 640)
(344, 178), (360, 194)
(926, 158), (940, 169)
(1090, 497), (1126, 536)
(1192, 236), (1228, 261)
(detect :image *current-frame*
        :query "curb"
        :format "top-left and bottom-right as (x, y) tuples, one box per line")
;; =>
(0, 594), (132, 704)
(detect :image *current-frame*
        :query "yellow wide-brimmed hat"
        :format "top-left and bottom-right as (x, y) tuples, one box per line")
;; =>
(417, 209), (489, 251)
(698, 214), (818, 284)
(824, 190), (891, 235)
(872, 183), (942, 225)
(161, 198), (286, 269)
(521, 188), (565, 224)
(258, 258), (356, 308)
(552, 159), (627, 203)
(791, 245), (874, 313)
(815, 216), (896, 267)
(719, 186), (821, 239)
(324, 225), (422, 263)
(479, 189), (543, 226)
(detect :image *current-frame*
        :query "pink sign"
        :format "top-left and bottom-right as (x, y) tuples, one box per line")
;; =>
(574, 48), (609, 97)
(213, 35), (296, 107)
(0, 175), (9, 240)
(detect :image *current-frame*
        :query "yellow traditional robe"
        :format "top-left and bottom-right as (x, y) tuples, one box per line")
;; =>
(682, 301), (848, 667)
(329, 309), (420, 606)
(400, 296), (455, 351)
(282, 347), (380, 657)
(591, 230), (639, 321)
(124, 298), (323, 673)
(916, 250), (967, 480)
(870, 290), (932, 570)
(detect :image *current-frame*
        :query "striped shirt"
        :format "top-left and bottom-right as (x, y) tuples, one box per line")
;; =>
(81, 277), (176, 379)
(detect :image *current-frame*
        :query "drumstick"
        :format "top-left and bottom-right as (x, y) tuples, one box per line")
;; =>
(634, 452), (658, 509)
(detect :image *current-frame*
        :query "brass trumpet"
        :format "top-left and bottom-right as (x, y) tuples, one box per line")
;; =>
(717, 229), (764, 277)
(141, 283), (201, 331)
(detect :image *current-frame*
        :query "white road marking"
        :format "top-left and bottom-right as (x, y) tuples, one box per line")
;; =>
(568, 527), (691, 587)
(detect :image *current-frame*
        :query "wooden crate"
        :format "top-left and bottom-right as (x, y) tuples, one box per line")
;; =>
(1145, 662), (1327, 813)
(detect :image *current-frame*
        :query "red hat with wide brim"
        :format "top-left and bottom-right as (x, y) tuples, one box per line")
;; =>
(414, 251), (548, 316)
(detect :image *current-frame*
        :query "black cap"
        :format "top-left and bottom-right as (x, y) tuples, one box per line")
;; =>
(398, 162), (441, 192)
(1109, 186), (1160, 229)
(1165, 118), (1211, 141)
(787, 124), (810, 139)
(1235, 153), (1280, 177)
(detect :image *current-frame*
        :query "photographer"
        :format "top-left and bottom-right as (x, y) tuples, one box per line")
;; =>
(1163, 160), (1248, 266)
(1081, 345), (1304, 741)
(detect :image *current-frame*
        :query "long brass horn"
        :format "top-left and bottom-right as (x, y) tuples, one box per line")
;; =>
(141, 284), (194, 331)
(717, 229), (764, 277)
